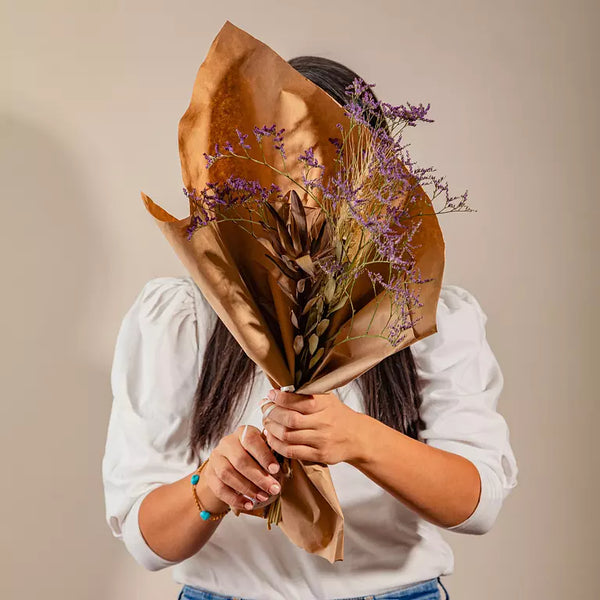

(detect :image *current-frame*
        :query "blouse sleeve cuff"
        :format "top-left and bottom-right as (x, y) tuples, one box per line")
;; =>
(121, 488), (181, 571)
(445, 461), (505, 535)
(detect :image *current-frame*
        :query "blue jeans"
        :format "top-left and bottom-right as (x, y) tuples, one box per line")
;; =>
(177, 576), (450, 600)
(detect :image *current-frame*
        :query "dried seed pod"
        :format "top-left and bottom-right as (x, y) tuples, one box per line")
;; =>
(323, 278), (336, 303)
(308, 347), (324, 369)
(308, 333), (319, 354)
(329, 295), (348, 313)
(316, 319), (329, 336)
(293, 335), (304, 355)
(290, 309), (299, 329)
(301, 296), (319, 315)
(334, 240), (343, 261)
(296, 278), (307, 294)
(315, 297), (324, 318)
(305, 318), (318, 336)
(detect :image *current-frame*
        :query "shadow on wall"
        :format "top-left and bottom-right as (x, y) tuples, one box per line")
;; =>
(0, 113), (177, 598)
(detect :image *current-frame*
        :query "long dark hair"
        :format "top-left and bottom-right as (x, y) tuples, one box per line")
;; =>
(188, 56), (424, 462)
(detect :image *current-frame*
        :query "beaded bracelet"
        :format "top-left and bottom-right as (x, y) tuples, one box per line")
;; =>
(190, 458), (231, 521)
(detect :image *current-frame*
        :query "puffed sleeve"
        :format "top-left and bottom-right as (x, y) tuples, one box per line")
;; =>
(410, 284), (518, 535)
(102, 276), (216, 571)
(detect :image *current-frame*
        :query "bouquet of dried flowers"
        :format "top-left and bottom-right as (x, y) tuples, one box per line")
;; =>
(141, 20), (472, 562)
(182, 76), (472, 528)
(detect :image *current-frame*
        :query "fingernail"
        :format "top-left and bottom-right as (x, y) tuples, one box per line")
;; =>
(268, 463), (280, 474)
(244, 501), (253, 510)
(257, 492), (269, 501)
(270, 483), (281, 494)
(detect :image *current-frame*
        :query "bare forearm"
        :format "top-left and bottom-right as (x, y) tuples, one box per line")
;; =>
(137, 424), (283, 564)
(346, 413), (481, 528)
(138, 471), (229, 562)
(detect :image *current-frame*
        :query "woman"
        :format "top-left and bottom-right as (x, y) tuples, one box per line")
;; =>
(102, 57), (518, 600)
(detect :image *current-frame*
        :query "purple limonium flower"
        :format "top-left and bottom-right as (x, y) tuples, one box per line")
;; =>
(185, 73), (472, 353)
(183, 177), (283, 239)
(273, 127), (286, 159)
(236, 128), (252, 150)
(253, 124), (277, 143)
(203, 142), (225, 169)
(298, 146), (324, 170)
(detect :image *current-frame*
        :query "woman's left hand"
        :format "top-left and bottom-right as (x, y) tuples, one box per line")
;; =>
(261, 388), (363, 465)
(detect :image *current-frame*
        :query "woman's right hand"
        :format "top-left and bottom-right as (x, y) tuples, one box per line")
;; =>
(196, 425), (285, 513)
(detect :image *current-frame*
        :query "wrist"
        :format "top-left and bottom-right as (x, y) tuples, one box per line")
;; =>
(194, 473), (230, 514)
(345, 411), (377, 467)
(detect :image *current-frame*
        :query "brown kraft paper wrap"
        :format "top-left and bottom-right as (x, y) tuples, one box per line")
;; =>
(140, 20), (445, 563)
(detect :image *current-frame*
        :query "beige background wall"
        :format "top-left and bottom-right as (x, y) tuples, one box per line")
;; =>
(1, 1), (597, 598)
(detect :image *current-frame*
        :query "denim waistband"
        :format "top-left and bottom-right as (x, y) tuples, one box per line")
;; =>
(178, 576), (450, 600)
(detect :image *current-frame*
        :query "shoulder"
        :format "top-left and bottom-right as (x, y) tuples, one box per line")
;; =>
(112, 275), (217, 379)
(127, 275), (214, 329)
(111, 276), (215, 412)
(435, 283), (488, 335)
(132, 275), (194, 316)
(410, 283), (488, 370)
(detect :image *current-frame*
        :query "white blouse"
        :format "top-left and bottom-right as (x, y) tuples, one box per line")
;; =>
(102, 275), (518, 600)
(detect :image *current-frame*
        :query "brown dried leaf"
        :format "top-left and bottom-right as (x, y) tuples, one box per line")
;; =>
(320, 219), (332, 248)
(257, 226), (285, 255)
(256, 237), (275, 253)
(296, 278), (307, 294)
(311, 219), (327, 255)
(265, 201), (295, 254)
(276, 278), (298, 304)
(264, 200), (286, 228)
(276, 219), (296, 255)
(296, 254), (315, 277)
(289, 190), (308, 251)
(308, 333), (319, 354)
(289, 214), (303, 255)
(281, 254), (297, 271)
(265, 253), (298, 280)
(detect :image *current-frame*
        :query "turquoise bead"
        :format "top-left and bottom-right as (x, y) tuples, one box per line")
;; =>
(200, 510), (211, 521)
(191, 474), (200, 485)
